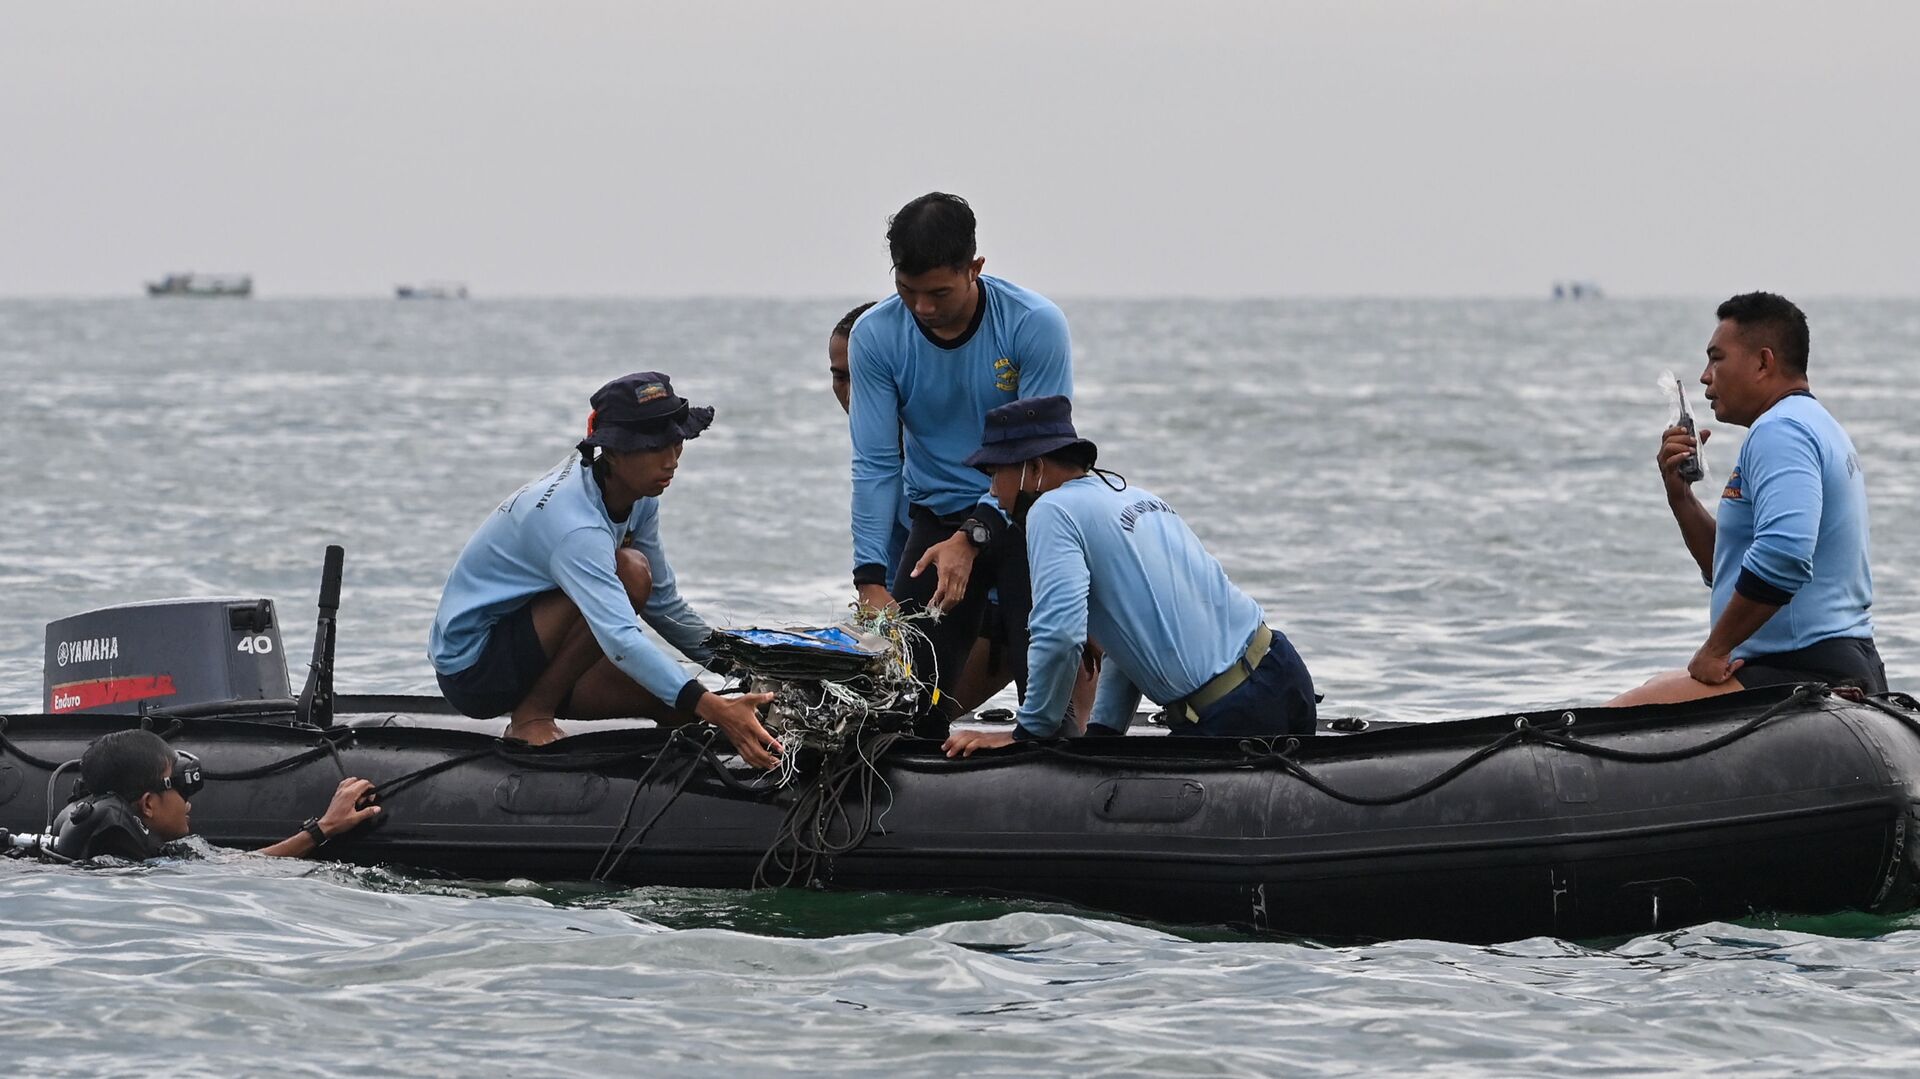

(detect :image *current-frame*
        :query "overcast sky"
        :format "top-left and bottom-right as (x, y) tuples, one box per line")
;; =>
(3, 1), (1915, 298)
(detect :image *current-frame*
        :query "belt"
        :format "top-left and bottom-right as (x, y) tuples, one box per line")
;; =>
(1172, 624), (1274, 724)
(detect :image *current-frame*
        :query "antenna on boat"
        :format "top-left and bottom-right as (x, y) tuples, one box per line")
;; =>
(296, 545), (344, 730)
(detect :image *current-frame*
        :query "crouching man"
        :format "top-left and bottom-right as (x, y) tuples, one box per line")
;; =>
(52, 729), (381, 861)
(943, 397), (1317, 757)
(428, 372), (779, 767)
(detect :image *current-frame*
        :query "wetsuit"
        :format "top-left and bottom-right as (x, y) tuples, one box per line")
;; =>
(429, 455), (720, 717)
(848, 276), (1072, 729)
(1019, 476), (1315, 739)
(1711, 392), (1884, 691)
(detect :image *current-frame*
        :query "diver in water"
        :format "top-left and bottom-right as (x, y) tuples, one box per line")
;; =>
(943, 397), (1318, 757)
(847, 193), (1075, 738)
(1609, 292), (1884, 705)
(50, 729), (381, 861)
(428, 372), (780, 765)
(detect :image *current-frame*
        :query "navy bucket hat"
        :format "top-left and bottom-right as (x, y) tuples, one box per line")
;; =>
(963, 395), (1097, 473)
(576, 372), (715, 454)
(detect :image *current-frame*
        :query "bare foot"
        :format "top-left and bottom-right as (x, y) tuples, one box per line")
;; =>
(503, 717), (566, 745)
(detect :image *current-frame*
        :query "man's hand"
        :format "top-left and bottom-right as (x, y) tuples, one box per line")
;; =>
(943, 729), (1015, 758)
(912, 532), (978, 613)
(316, 777), (381, 839)
(1659, 424), (1711, 495)
(1687, 643), (1745, 686)
(696, 690), (783, 770)
(856, 583), (897, 615)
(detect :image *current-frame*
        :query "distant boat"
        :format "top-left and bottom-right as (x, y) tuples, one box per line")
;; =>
(146, 273), (252, 298)
(1552, 280), (1604, 301)
(395, 282), (469, 300)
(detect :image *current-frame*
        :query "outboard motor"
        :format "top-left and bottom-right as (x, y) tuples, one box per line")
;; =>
(43, 598), (290, 715)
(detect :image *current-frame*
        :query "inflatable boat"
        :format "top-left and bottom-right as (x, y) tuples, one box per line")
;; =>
(7, 552), (1919, 942)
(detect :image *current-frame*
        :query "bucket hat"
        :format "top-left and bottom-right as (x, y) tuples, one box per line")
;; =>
(962, 395), (1096, 473)
(576, 372), (714, 454)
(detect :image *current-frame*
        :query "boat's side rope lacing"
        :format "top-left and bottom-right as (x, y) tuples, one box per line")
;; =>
(1240, 683), (1824, 807)
(0, 684), (1865, 868)
(754, 730), (905, 890)
(590, 728), (714, 882)
(199, 726), (358, 782)
(0, 716), (71, 771)
(1855, 692), (1920, 740)
(902, 684), (1826, 809)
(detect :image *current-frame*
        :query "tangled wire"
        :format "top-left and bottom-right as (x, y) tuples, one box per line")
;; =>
(705, 608), (944, 887)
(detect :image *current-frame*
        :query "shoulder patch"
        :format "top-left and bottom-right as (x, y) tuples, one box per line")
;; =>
(993, 357), (1019, 393)
(1721, 466), (1742, 502)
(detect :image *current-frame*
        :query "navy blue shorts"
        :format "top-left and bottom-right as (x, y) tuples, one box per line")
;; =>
(435, 604), (555, 718)
(1737, 636), (1886, 695)
(1183, 633), (1317, 738)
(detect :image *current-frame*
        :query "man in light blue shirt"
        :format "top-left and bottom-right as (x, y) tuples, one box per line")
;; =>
(829, 300), (911, 575)
(429, 372), (780, 766)
(942, 397), (1317, 756)
(849, 193), (1074, 736)
(1611, 293), (1884, 706)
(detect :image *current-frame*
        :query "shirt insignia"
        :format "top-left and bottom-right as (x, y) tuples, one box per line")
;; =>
(993, 357), (1018, 393)
(1721, 466), (1742, 501)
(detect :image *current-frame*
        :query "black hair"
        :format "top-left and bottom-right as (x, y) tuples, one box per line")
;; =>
(80, 729), (172, 799)
(832, 301), (878, 340)
(887, 192), (977, 276)
(1716, 291), (1810, 375)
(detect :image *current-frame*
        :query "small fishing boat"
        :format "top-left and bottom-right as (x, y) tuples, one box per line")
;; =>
(146, 273), (253, 298)
(7, 550), (1918, 942)
(395, 282), (468, 300)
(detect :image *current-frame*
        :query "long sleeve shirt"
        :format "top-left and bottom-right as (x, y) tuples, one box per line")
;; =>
(847, 275), (1072, 582)
(429, 455), (717, 710)
(1017, 476), (1265, 738)
(1710, 392), (1874, 658)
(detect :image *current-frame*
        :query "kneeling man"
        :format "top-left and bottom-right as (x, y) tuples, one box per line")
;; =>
(944, 397), (1316, 756)
(429, 372), (779, 766)
(1610, 292), (1883, 705)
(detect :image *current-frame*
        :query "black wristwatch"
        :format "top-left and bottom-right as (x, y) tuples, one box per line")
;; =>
(960, 517), (992, 550)
(301, 817), (330, 847)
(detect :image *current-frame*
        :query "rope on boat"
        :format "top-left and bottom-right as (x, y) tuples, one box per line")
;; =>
(900, 683), (1829, 809)
(0, 717), (71, 771)
(200, 726), (358, 782)
(5, 682), (1883, 880)
(1242, 683), (1825, 807)
(1856, 692), (1920, 741)
(590, 727), (714, 882)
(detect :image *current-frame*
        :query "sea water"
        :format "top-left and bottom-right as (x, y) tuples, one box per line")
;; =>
(3, 297), (1919, 1075)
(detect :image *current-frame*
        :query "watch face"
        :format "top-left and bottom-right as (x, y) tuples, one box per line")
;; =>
(967, 523), (990, 546)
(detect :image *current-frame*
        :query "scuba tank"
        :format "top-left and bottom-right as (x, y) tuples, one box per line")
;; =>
(50, 795), (166, 861)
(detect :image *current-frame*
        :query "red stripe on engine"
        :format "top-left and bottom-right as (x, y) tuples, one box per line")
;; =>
(47, 675), (179, 713)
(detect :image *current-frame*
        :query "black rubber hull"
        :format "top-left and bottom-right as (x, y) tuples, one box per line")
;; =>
(4, 686), (1918, 942)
